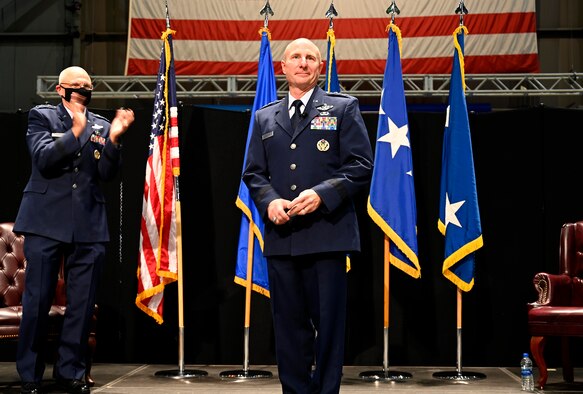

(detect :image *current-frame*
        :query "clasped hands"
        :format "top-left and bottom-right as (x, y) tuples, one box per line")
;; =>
(268, 189), (321, 225)
(70, 101), (135, 144)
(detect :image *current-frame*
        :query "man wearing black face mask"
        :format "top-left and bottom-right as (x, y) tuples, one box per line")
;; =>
(13, 66), (134, 394)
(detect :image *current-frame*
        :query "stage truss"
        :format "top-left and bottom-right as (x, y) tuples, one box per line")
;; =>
(36, 73), (583, 100)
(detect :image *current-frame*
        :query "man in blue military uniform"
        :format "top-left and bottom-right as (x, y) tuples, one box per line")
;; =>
(243, 38), (373, 394)
(14, 66), (134, 394)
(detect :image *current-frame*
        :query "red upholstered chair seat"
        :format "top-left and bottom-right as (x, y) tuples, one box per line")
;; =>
(529, 306), (583, 335)
(528, 221), (583, 390)
(0, 305), (66, 338)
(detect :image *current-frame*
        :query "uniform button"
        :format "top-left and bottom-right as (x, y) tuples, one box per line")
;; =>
(72, 183), (77, 189)
(74, 167), (79, 173)
(290, 143), (297, 150)
(77, 152), (81, 157)
(290, 163), (296, 170)
(290, 184), (297, 191)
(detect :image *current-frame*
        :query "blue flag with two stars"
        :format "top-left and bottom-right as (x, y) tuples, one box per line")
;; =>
(437, 26), (484, 291)
(368, 23), (420, 278)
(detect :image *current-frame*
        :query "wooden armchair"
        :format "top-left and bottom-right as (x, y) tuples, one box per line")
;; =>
(0, 222), (96, 385)
(527, 221), (583, 390)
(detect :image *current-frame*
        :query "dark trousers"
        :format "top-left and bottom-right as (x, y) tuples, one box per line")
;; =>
(16, 234), (105, 383)
(267, 253), (347, 394)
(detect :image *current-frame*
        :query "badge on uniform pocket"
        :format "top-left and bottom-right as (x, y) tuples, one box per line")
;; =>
(317, 139), (330, 152)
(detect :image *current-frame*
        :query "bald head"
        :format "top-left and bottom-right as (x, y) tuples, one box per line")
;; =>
(283, 38), (322, 63)
(281, 38), (323, 97)
(58, 66), (91, 85)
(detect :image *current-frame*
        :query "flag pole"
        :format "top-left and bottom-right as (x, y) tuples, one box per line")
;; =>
(360, 1), (415, 382)
(155, 178), (207, 378)
(432, 2), (485, 381)
(432, 288), (485, 380)
(154, 2), (207, 378)
(219, 223), (271, 378)
(359, 236), (411, 381)
(220, 1), (275, 379)
(324, 1), (338, 93)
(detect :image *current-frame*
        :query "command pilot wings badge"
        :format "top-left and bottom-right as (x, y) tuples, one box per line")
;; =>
(91, 124), (104, 135)
(316, 103), (334, 112)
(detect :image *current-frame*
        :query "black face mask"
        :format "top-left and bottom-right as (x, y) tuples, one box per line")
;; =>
(60, 86), (92, 106)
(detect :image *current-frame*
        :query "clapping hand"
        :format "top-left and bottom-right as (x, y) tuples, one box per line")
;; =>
(109, 108), (135, 145)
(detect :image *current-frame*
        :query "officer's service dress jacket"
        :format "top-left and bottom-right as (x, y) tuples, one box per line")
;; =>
(243, 86), (373, 257)
(14, 103), (121, 243)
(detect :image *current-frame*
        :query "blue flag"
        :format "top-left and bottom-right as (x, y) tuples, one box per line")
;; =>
(324, 28), (340, 93)
(438, 26), (484, 291)
(234, 30), (277, 296)
(368, 24), (420, 278)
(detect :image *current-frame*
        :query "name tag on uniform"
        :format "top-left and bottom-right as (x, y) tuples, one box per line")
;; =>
(262, 131), (274, 140)
(51, 132), (64, 138)
(311, 117), (337, 131)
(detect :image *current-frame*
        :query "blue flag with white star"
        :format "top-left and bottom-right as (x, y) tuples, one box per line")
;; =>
(438, 26), (484, 291)
(368, 24), (420, 278)
(234, 30), (277, 296)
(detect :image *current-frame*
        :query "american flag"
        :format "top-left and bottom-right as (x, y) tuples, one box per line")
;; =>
(125, 0), (538, 76)
(136, 27), (180, 324)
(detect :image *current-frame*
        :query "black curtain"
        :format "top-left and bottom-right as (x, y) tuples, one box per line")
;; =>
(1, 105), (582, 367)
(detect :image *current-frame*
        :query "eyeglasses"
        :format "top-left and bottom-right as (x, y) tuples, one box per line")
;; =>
(59, 82), (94, 91)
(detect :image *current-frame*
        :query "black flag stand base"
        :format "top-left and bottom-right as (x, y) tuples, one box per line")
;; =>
(359, 329), (412, 382)
(359, 369), (412, 382)
(155, 368), (208, 379)
(219, 328), (273, 379)
(154, 328), (208, 379)
(432, 327), (486, 381)
(219, 369), (273, 379)
(432, 370), (486, 381)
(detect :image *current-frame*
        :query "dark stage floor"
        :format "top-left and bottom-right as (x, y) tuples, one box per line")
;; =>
(1, 363), (582, 393)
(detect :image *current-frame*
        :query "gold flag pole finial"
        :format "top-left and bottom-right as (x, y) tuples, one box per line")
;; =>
(386, 1), (400, 24)
(260, 1), (274, 28)
(455, 0), (469, 26)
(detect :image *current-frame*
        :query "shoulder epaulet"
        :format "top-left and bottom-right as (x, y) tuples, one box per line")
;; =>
(259, 99), (282, 110)
(324, 91), (352, 99)
(34, 104), (56, 110)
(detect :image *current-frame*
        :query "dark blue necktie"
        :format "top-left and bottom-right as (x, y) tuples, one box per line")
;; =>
(290, 99), (303, 131)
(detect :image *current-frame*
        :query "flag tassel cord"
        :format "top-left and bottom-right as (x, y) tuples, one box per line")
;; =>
(358, 236), (412, 381)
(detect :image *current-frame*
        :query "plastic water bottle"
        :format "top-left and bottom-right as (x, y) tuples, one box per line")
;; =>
(520, 352), (534, 392)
